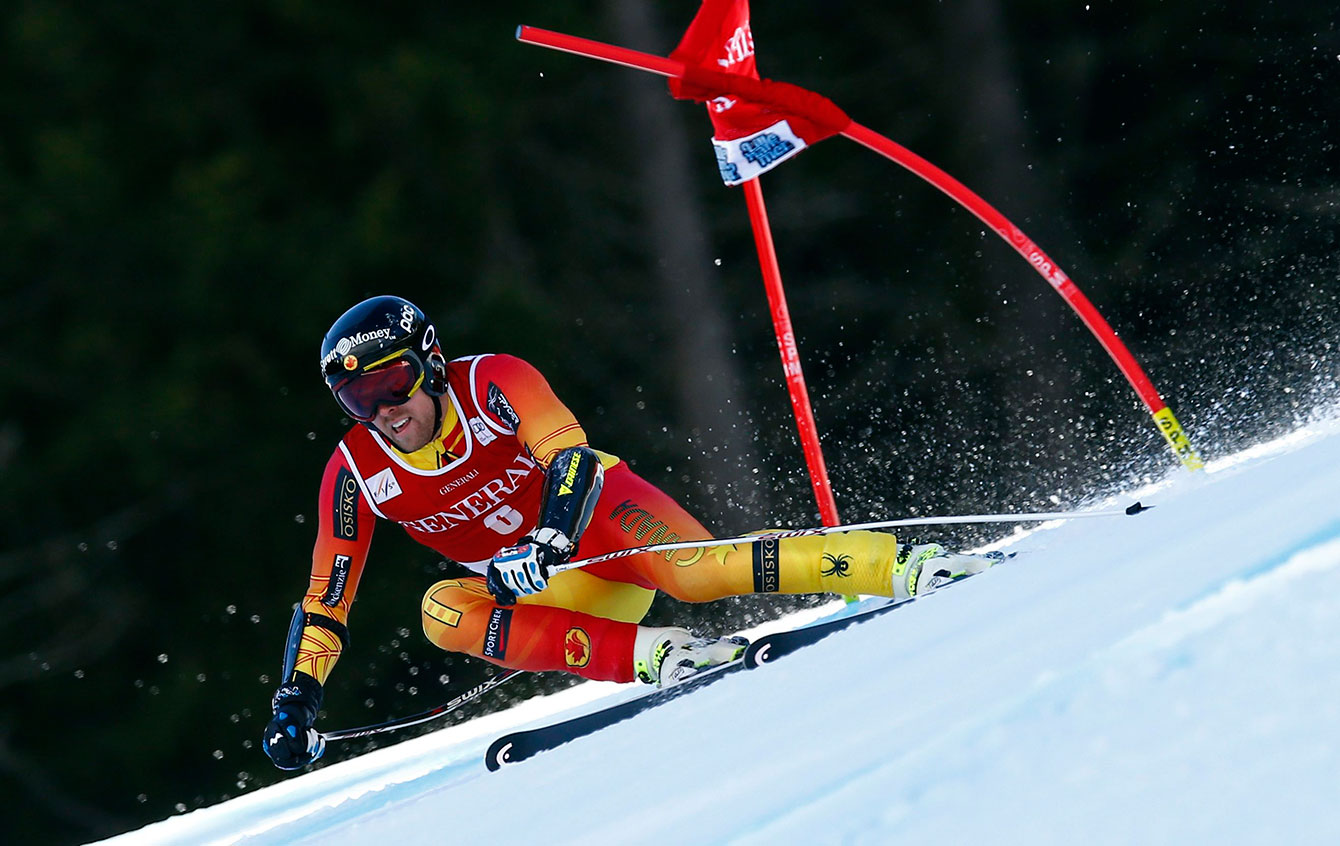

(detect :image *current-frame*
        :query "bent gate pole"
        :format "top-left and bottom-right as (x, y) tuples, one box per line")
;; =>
(515, 24), (1205, 472)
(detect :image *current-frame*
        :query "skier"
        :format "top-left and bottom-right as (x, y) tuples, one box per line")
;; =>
(262, 295), (999, 770)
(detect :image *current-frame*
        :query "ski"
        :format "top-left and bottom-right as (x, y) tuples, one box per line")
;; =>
(746, 593), (938, 668)
(484, 659), (746, 771)
(482, 592), (927, 770)
(485, 552), (1015, 769)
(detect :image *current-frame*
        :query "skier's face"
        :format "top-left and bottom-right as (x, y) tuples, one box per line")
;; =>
(371, 387), (438, 452)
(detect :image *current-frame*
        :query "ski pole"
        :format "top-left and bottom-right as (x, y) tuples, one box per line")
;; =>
(551, 502), (1151, 574)
(325, 505), (1148, 742)
(323, 668), (524, 742)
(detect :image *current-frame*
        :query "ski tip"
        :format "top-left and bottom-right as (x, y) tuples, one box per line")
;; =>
(1125, 501), (1153, 515)
(743, 640), (771, 670)
(485, 739), (514, 772)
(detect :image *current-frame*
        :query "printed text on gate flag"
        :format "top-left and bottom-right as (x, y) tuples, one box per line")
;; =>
(667, 0), (852, 185)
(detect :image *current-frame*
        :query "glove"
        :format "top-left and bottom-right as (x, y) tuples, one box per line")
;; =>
(262, 673), (326, 771)
(486, 527), (572, 606)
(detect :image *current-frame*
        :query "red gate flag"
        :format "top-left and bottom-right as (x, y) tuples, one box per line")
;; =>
(667, 0), (851, 185)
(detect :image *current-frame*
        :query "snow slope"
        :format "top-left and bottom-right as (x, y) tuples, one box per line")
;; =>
(95, 418), (1340, 846)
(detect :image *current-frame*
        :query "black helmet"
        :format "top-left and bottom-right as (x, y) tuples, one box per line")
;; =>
(319, 296), (448, 422)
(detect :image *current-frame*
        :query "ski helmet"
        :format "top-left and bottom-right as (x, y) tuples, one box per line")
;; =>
(319, 296), (447, 422)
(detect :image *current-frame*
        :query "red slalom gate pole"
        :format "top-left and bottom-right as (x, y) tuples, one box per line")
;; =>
(742, 177), (842, 526)
(515, 25), (844, 521)
(514, 23), (1203, 472)
(517, 25), (681, 76)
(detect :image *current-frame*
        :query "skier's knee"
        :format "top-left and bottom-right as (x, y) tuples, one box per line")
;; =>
(421, 579), (488, 653)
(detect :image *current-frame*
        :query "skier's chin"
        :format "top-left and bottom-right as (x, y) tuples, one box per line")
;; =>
(393, 430), (430, 453)
(381, 419), (430, 453)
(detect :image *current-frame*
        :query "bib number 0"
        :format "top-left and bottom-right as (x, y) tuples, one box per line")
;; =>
(484, 505), (525, 535)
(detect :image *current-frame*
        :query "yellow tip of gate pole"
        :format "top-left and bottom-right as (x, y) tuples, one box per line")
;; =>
(1153, 407), (1205, 471)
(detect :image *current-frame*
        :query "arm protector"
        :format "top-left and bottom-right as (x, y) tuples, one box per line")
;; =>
(534, 446), (605, 551)
(279, 605), (351, 686)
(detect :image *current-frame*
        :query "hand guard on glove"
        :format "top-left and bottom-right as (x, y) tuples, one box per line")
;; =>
(263, 673), (326, 771)
(486, 527), (573, 606)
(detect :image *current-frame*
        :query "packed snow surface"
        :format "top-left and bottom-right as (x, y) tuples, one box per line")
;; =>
(97, 418), (1340, 845)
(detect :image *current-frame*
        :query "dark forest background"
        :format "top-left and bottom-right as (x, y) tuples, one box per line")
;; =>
(3, 1), (1337, 843)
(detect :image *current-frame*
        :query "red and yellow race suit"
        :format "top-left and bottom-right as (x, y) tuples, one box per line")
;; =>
(293, 353), (904, 685)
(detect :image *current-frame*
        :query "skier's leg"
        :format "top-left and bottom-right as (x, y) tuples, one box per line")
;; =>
(582, 463), (999, 602)
(421, 576), (649, 682)
(421, 464), (999, 685)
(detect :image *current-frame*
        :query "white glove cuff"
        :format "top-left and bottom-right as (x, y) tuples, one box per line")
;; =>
(531, 527), (572, 553)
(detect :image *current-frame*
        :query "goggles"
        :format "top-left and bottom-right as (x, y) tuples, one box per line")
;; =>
(331, 354), (426, 422)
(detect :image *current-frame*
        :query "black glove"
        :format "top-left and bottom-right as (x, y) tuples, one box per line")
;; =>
(486, 528), (573, 606)
(262, 673), (326, 771)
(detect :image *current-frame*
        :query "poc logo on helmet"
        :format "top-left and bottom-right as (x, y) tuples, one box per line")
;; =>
(402, 304), (437, 354)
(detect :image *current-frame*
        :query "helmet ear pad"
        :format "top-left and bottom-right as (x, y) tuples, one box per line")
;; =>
(423, 348), (448, 396)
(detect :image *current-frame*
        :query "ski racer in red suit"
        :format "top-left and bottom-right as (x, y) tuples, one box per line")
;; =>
(262, 295), (999, 769)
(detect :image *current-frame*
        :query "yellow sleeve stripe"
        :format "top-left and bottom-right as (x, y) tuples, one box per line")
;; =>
(530, 423), (587, 466)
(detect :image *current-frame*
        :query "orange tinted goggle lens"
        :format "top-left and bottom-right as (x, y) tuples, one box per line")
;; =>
(335, 359), (422, 422)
